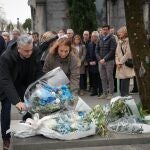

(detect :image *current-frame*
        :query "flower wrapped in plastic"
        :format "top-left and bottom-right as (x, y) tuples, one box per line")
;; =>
(24, 67), (77, 115)
(107, 116), (144, 134)
(43, 111), (93, 135)
(12, 111), (96, 140)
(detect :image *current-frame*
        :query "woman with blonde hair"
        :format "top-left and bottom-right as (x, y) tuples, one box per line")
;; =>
(43, 38), (80, 93)
(115, 26), (135, 96)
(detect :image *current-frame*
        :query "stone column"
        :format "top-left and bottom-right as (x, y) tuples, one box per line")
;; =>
(35, 1), (46, 35)
(96, 0), (107, 26)
(46, 0), (70, 32)
(143, 3), (149, 31)
(108, 0), (125, 30)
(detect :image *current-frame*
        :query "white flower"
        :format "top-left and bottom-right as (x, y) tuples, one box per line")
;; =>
(70, 114), (81, 122)
(51, 92), (56, 96)
(71, 122), (78, 129)
(35, 89), (42, 97)
(55, 98), (60, 104)
(44, 119), (57, 129)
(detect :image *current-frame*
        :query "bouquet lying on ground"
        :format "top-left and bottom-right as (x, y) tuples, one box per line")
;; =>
(44, 111), (94, 135)
(13, 100), (96, 140)
(84, 96), (150, 135)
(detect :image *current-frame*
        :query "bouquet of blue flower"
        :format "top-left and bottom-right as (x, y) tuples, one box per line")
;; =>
(43, 111), (90, 134)
(24, 67), (77, 116)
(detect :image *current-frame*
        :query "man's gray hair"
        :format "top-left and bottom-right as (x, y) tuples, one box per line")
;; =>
(17, 34), (33, 47)
(67, 29), (74, 34)
(91, 31), (99, 38)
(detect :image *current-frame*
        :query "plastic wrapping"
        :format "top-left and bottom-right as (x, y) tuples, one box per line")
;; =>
(24, 67), (77, 115)
(12, 99), (96, 140)
(109, 96), (141, 122)
(107, 116), (150, 134)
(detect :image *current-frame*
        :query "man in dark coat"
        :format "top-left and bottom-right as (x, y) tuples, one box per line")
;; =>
(0, 34), (43, 150)
(86, 31), (102, 96)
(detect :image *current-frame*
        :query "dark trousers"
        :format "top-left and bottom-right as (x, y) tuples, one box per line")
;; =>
(1, 98), (32, 140)
(80, 74), (87, 90)
(1, 98), (11, 140)
(90, 72), (102, 94)
(114, 64), (117, 92)
(88, 71), (93, 90)
(132, 76), (138, 92)
(120, 78), (130, 96)
(83, 66), (88, 90)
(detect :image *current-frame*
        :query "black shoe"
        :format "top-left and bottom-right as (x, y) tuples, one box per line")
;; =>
(130, 89), (138, 94)
(90, 92), (97, 96)
(22, 112), (32, 121)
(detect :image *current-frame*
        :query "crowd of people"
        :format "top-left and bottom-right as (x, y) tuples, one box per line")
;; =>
(0, 25), (138, 150)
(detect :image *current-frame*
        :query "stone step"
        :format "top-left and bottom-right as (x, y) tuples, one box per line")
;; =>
(11, 133), (150, 150)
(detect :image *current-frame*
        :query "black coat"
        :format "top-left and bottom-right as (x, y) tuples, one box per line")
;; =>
(0, 42), (43, 105)
(86, 42), (99, 73)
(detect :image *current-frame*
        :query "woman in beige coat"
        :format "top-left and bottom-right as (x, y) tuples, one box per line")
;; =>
(72, 35), (86, 96)
(115, 26), (135, 96)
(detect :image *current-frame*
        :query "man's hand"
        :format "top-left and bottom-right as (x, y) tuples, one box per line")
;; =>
(100, 59), (105, 64)
(16, 102), (26, 111)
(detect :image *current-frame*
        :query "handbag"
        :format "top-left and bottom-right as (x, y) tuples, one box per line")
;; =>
(120, 44), (133, 68)
(125, 59), (133, 68)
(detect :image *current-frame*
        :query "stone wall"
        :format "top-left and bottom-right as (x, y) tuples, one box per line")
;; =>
(46, 0), (70, 32)
(107, 0), (125, 30)
(96, 0), (107, 27)
(28, 0), (70, 35)
(36, 2), (46, 35)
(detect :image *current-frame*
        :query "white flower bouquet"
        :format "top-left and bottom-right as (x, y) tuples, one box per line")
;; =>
(13, 111), (96, 140)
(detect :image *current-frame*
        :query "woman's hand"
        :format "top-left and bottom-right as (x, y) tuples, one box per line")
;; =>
(117, 64), (123, 70)
(49, 40), (59, 54)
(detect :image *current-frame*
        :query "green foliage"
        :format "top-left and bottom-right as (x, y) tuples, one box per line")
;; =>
(109, 100), (128, 121)
(22, 18), (32, 32)
(137, 101), (148, 118)
(84, 98), (143, 136)
(84, 105), (108, 136)
(67, 0), (97, 35)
